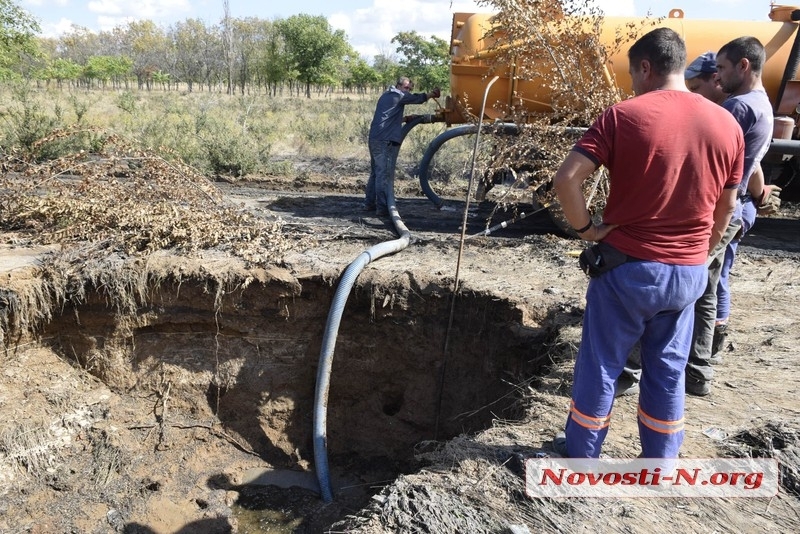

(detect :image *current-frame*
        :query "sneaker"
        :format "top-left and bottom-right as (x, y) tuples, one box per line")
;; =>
(685, 375), (711, 396)
(551, 432), (569, 457)
(375, 208), (390, 217)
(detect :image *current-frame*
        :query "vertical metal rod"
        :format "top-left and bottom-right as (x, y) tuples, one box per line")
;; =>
(435, 75), (500, 438)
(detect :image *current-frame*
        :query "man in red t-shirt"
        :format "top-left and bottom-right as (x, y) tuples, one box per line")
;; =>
(551, 28), (744, 459)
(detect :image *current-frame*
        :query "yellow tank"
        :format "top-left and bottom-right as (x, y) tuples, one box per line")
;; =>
(445, 6), (800, 125)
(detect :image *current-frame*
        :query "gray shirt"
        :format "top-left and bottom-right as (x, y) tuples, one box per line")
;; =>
(722, 89), (773, 219)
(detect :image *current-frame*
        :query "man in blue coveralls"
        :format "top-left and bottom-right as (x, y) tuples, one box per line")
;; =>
(365, 77), (439, 216)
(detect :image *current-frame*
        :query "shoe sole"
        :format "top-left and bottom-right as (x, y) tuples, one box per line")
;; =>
(615, 383), (639, 397)
(686, 384), (711, 396)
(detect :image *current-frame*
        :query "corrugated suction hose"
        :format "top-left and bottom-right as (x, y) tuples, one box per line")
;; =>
(312, 116), (429, 502)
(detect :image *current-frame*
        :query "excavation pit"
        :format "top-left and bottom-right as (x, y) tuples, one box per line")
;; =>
(1, 243), (584, 532)
(42, 266), (558, 463)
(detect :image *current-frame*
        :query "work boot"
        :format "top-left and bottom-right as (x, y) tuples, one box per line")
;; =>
(614, 372), (640, 397)
(709, 323), (728, 364)
(685, 375), (711, 396)
(551, 432), (568, 457)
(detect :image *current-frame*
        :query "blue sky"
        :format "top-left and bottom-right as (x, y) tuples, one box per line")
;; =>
(20, 0), (777, 59)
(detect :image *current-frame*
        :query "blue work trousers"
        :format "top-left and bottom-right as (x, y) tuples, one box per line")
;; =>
(365, 139), (400, 212)
(717, 202), (755, 322)
(565, 260), (707, 458)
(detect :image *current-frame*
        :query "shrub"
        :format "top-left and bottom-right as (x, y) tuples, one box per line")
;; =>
(0, 84), (62, 155)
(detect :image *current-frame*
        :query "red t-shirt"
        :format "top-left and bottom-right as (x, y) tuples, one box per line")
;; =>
(574, 90), (744, 265)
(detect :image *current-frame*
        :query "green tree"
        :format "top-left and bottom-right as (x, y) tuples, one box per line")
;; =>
(345, 56), (378, 94)
(85, 55), (114, 88)
(261, 21), (289, 95)
(372, 53), (399, 90)
(152, 70), (170, 90)
(231, 17), (273, 95)
(391, 31), (449, 91)
(46, 57), (83, 88)
(83, 55), (133, 89)
(0, 0), (40, 79)
(107, 55), (133, 87)
(277, 14), (349, 98)
(169, 19), (208, 92)
(120, 20), (169, 90)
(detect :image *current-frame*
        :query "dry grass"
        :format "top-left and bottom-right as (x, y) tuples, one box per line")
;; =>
(0, 127), (303, 347)
(1, 128), (290, 262)
(465, 0), (659, 217)
(0, 421), (56, 477)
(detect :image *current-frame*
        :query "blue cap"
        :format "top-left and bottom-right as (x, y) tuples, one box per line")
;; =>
(685, 51), (717, 80)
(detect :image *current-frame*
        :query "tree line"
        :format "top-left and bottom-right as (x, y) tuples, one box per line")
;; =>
(0, 0), (450, 96)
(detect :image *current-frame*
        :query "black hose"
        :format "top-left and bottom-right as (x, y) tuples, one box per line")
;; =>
(312, 114), (428, 503)
(769, 138), (800, 156)
(774, 12), (800, 114)
(417, 123), (521, 208)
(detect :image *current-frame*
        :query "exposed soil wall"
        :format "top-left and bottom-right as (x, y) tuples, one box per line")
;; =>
(39, 265), (554, 470)
(0, 240), (579, 533)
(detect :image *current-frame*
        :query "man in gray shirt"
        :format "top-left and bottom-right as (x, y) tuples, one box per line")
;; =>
(685, 36), (774, 396)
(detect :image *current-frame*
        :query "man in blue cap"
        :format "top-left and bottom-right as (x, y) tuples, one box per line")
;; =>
(684, 51), (727, 105)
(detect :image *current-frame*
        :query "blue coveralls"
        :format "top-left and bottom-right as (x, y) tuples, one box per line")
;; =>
(365, 87), (428, 212)
(716, 199), (756, 322)
(565, 260), (707, 458)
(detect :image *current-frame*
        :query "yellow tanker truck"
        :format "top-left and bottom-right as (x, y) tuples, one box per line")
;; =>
(413, 4), (800, 209)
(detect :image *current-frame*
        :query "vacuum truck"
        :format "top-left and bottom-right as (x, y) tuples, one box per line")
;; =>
(414, 4), (800, 211)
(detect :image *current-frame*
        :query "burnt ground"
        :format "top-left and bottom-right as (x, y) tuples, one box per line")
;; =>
(2, 169), (800, 533)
